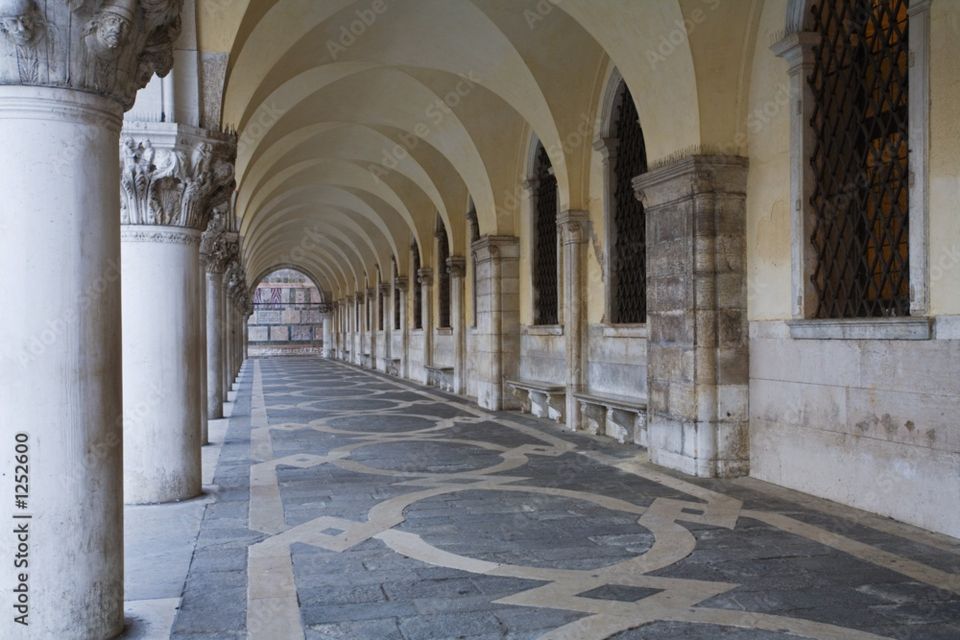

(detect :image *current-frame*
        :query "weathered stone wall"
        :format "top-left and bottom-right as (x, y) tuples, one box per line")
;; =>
(585, 328), (648, 397)
(518, 330), (565, 384)
(432, 331), (455, 369)
(749, 321), (960, 538)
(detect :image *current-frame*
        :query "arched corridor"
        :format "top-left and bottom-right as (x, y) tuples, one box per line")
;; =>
(0, 0), (958, 638)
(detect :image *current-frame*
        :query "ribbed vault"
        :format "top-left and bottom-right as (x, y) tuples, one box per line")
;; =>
(208, 0), (761, 296)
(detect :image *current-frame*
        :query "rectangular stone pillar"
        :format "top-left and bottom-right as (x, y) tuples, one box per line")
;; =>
(367, 286), (377, 369)
(559, 211), (589, 430)
(472, 236), (520, 410)
(417, 268), (433, 384)
(448, 256), (467, 395)
(380, 284), (392, 371)
(396, 277), (409, 379)
(633, 155), (749, 478)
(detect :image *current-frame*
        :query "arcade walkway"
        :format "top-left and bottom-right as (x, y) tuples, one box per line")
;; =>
(128, 357), (960, 640)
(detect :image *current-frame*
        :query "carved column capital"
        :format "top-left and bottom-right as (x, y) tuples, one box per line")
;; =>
(417, 267), (433, 287)
(394, 276), (408, 292)
(446, 256), (466, 279)
(199, 206), (239, 273)
(558, 210), (590, 246)
(120, 127), (237, 230)
(0, 0), (184, 110)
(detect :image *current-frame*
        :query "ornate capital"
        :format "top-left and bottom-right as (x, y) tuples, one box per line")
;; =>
(120, 130), (237, 229)
(224, 258), (247, 307)
(199, 206), (238, 273)
(417, 267), (433, 287)
(446, 256), (466, 279)
(557, 210), (590, 246)
(394, 276), (408, 293)
(0, 0), (183, 110)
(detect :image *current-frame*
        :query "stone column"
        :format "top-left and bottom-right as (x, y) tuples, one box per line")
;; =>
(396, 277), (409, 378)
(633, 155), (750, 478)
(367, 286), (377, 368)
(224, 260), (246, 388)
(322, 307), (334, 357)
(119, 131), (235, 504)
(381, 283), (392, 370)
(353, 293), (362, 365)
(0, 1), (182, 637)
(472, 237), (520, 409)
(418, 267), (433, 384)
(559, 211), (589, 431)
(200, 218), (234, 419)
(447, 256), (467, 394)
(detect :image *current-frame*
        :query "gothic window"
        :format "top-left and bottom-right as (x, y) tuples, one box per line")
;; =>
(808, 0), (910, 318)
(610, 82), (648, 324)
(437, 216), (451, 329)
(532, 142), (558, 325)
(413, 242), (423, 330)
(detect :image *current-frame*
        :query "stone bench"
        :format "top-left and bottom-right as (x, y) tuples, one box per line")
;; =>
(506, 379), (565, 423)
(572, 388), (647, 446)
(425, 365), (454, 392)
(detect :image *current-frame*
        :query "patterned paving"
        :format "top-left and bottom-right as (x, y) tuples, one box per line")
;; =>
(170, 356), (960, 639)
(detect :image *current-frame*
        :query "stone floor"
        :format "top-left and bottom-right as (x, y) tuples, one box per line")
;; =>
(126, 356), (960, 639)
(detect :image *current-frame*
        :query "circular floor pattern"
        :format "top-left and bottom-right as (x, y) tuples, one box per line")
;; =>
(404, 489), (654, 571)
(323, 413), (442, 434)
(307, 398), (400, 412)
(345, 439), (506, 474)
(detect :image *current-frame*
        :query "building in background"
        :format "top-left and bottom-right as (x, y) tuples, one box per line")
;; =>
(247, 270), (324, 355)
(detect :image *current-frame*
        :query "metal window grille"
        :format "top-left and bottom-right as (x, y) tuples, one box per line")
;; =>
(378, 287), (385, 331)
(533, 143), (558, 325)
(809, 0), (910, 318)
(437, 218), (451, 329)
(413, 243), (423, 329)
(611, 82), (648, 324)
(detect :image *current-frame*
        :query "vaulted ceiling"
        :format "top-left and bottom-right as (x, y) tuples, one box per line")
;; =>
(200, 0), (761, 297)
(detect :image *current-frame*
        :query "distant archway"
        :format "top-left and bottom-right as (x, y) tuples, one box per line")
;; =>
(247, 268), (326, 356)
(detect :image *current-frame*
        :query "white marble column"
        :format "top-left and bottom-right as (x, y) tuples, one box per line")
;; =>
(559, 211), (589, 431)
(0, 86), (126, 640)
(120, 225), (203, 504)
(119, 130), (235, 504)
(447, 257), (467, 394)
(201, 216), (235, 420)
(418, 267), (434, 384)
(0, 1), (182, 636)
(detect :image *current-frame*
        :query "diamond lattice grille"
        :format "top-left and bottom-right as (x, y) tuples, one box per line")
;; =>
(534, 143), (559, 326)
(611, 83), (648, 324)
(808, 0), (910, 318)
